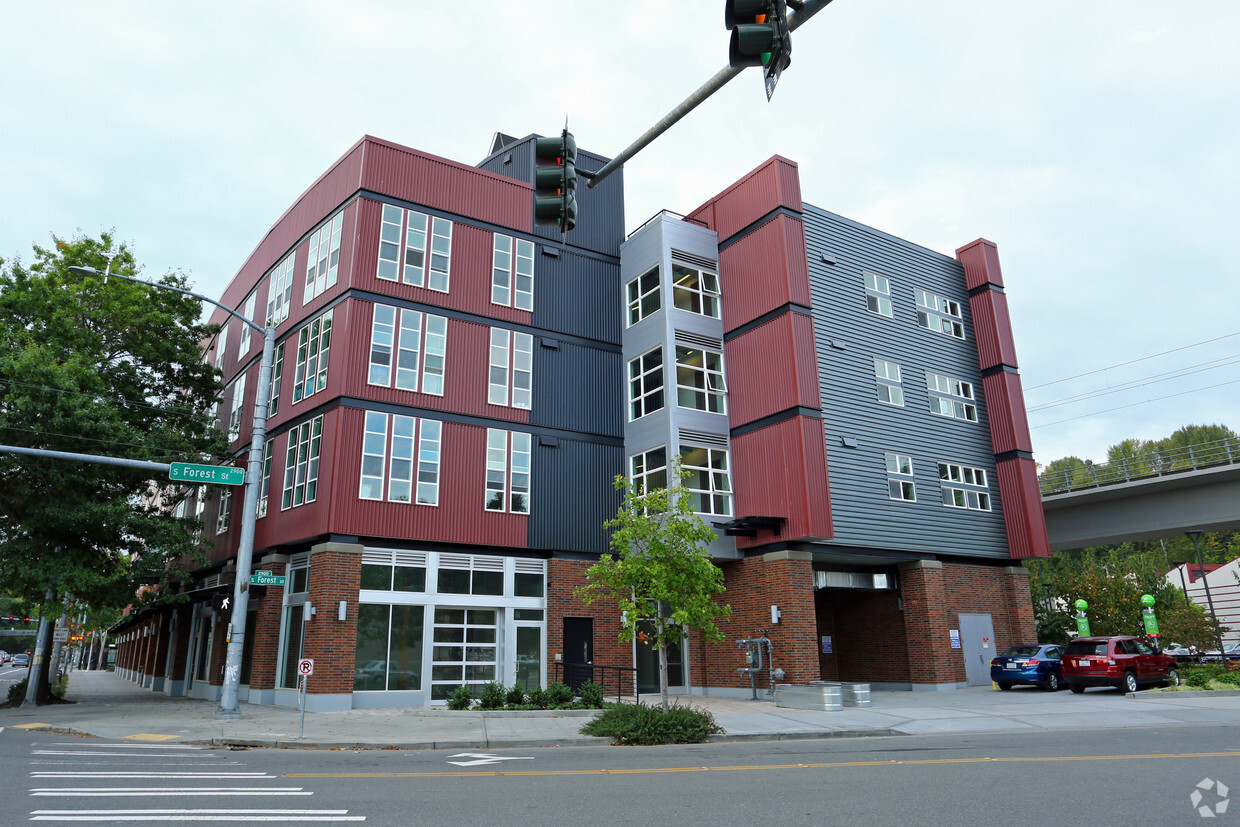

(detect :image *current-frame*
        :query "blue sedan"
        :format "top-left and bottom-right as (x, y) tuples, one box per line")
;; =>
(990, 644), (1064, 691)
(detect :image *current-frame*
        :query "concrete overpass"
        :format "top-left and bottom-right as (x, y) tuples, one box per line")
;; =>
(1042, 461), (1240, 551)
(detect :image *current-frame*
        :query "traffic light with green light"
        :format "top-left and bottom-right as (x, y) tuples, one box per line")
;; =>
(725, 0), (790, 71)
(533, 130), (578, 232)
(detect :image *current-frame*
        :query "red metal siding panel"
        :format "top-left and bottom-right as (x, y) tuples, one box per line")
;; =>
(340, 299), (528, 424)
(968, 287), (1020, 372)
(330, 407), (527, 548)
(719, 214), (810, 331)
(358, 138), (531, 234)
(956, 237), (1005, 291)
(249, 408), (337, 551)
(687, 155), (803, 241)
(731, 415), (833, 547)
(725, 313), (821, 427)
(349, 200), (531, 327)
(995, 456), (1050, 559)
(981, 370), (1034, 455)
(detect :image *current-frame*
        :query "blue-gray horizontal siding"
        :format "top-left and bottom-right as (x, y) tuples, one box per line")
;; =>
(803, 204), (1008, 559)
(533, 338), (623, 438)
(529, 437), (621, 555)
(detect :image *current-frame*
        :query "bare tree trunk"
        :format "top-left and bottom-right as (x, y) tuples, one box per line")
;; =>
(658, 640), (669, 712)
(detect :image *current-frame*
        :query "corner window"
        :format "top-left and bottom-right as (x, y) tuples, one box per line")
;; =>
(492, 234), (535, 311)
(488, 328), (533, 409)
(680, 445), (731, 516)
(215, 323), (228, 371)
(672, 264), (720, 318)
(630, 446), (668, 495)
(257, 438), (274, 518)
(304, 212), (343, 304)
(485, 429), (531, 514)
(628, 347), (665, 420)
(626, 266), (661, 326)
(915, 288), (965, 339)
(238, 292), (257, 356)
(874, 358), (903, 407)
(215, 489), (231, 534)
(885, 452), (916, 501)
(926, 372), (978, 422)
(864, 271), (893, 317)
(268, 342), (284, 417)
(675, 346), (726, 414)
(227, 372), (247, 442)
(266, 253), (295, 326)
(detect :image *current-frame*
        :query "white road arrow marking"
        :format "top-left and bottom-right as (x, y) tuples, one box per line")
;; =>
(446, 753), (535, 767)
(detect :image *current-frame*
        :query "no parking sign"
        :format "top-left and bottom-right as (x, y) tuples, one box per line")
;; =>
(298, 658), (314, 676)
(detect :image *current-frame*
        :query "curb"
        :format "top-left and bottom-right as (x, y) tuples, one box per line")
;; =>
(1130, 689), (1240, 699)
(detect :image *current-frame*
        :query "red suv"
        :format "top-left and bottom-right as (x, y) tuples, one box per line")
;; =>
(1061, 636), (1180, 693)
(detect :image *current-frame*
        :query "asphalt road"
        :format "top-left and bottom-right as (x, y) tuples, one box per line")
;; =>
(2, 722), (1237, 824)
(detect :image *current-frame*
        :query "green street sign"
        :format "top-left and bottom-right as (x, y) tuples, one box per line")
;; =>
(169, 462), (245, 486)
(250, 571), (287, 587)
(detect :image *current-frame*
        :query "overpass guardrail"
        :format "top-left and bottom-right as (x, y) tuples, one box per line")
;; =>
(1039, 437), (1240, 496)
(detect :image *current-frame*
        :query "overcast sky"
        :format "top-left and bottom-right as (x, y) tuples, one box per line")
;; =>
(4, 1), (1237, 466)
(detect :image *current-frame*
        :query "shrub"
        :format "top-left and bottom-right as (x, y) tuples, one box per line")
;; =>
(446, 684), (474, 710)
(527, 687), (549, 709)
(505, 685), (527, 707)
(581, 702), (724, 745)
(546, 681), (575, 707)
(8, 678), (26, 704)
(576, 680), (604, 709)
(1184, 664), (1225, 689)
(477, 681), (507, 710)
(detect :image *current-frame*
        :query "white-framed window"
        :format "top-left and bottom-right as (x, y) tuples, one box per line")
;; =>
(268, 342), (284, 417)
(938, 461), (991, 511)
(304, 212), (343, 304)
(257, 438), (274, 518)
(358, 412), (443, 505)
(376, 204), (451, 291)
(292, 309), (332, 404)
(874, 358), (904, 407)
(193, 485), (206, 543)
(266, 252), (295, 326)
(672, 264), (720, 318)
(915, 288), (965, 339)
(214, 323), (228, 371)
(485, 429), (531, 514)
(492, 234), (535, 311)
(630, 446), (668, 495)
(926, 372), (978, 422)
(885, 452), (916, 501)
(216, 489), (231, 534)
(238, 292), (257, 356)
(282, 416), (322, 509)
(227, 372), (247, 441)
(629, 347), (665, 420)
(488, 328), (533, 409)
(627, 266), (661, 326)
(367, 305), (447, 394)
(864, 271), (893, 317)
(680, 445), (731, 516)
(675, 346), (726, 414)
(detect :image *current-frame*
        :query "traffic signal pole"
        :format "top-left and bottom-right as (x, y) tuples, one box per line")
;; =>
(585, 0), (835, 190)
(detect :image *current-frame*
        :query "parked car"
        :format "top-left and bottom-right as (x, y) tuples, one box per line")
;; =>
(990, 643), (1064, 691)
(1061, 636), (1180, 693)
(1161, 643), (1197, 662)
(11, 652), (30, 668)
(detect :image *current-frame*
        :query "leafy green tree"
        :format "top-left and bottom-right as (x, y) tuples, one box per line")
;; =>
(0, 232), (224, 701)
(576, 465), (731, 711)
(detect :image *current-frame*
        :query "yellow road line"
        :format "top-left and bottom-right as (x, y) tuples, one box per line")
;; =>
(287, 751), (1240, 779)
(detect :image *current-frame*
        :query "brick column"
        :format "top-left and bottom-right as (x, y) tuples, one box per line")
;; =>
(249, 553), (289, 692)
(1002, 566), (1037, 642)
(898, 560), (956, 686)
(304, 542), (363, 696)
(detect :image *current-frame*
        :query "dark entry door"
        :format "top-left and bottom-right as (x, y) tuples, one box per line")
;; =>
(562, 617), (594, 688)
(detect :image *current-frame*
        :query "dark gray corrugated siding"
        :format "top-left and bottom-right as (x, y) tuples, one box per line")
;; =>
(477, 135), (624, 258)
(529, 438), (621, 555)
(532, 339), (623, 438)
(803, 204), (1008, 559)
(533, 248), (621, 344)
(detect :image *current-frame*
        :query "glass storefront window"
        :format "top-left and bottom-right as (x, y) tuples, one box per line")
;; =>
(279, 604), (304, 689)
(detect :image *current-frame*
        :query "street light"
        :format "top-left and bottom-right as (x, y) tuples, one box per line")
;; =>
(67, 265), (273, 718)
(1186, 529), (1226, 659)
(1170, 560), (1192, 609)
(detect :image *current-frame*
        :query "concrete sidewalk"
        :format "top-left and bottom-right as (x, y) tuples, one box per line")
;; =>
(5, 669), (1240, 749)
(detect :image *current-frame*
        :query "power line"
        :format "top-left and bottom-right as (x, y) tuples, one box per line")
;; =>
(1027, 354), (1240, 413)
(1030, 377), (1240, 429)
(0, 424), (225, 463)
(0, 378), (211, 421)
(1025, 329), (1240, 391)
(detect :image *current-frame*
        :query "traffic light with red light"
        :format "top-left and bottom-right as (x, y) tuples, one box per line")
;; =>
(533, 130), (578, 232)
